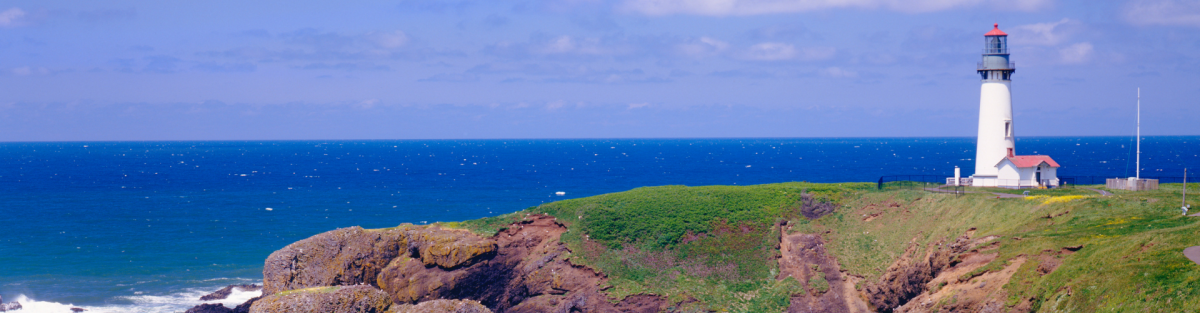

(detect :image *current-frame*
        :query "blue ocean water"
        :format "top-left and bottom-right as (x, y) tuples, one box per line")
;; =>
(1, 137), (1197, 312)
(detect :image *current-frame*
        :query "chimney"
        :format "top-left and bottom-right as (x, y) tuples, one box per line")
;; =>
(1007, 148), (1014, 157)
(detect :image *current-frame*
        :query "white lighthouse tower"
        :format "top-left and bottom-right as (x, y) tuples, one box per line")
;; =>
(969, 24), (1060, 188)
(971, 24), (1016, 186)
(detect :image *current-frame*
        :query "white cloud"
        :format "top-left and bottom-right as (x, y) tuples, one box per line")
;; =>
(618, 0), (1051, 16)
(676, 36), (729, 58)
(628, 102), (650, 109)
(741, 43), (835, 61)
(536, 36), (617, 55)
(11, 66), (48, 76)
(797, 46), (836, 60)
(739, 43), (835, 61)
(0, 7), (26, 27)
(368, 31), (409, 49)
(546, 100), (565, 110)
(1123, 0), (1200, 27)
(821, 67), (857, 78)
(1058, 42), (1093, 64)
(743, 42), (796, 60)
(1010, 18), (1078, 46)
(355, 99), (379, 109)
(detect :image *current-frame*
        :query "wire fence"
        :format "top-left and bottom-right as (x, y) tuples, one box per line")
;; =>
(1059, 176), (1189, 185)
(878, 174), (1194, 191)
(877, 175), (952, 190)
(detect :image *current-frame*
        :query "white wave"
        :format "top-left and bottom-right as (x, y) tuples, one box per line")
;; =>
(9, 283), (262, 313)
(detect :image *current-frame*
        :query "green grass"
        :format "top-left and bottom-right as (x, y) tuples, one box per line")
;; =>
(800, 183), (1200, 312)
(526, 182), (869, 310)
(446, 181), (1200, 312)
(967, 185), (1102, 196)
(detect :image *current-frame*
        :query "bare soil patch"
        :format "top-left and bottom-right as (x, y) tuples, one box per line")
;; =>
(778, 230), (872, 313)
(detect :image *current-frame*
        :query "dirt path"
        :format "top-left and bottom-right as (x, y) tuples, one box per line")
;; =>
(1185, 246), (1200, 266)
(1084, 188), (1112, 196)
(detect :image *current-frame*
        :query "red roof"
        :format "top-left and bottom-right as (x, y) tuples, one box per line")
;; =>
(997, 155), (1060, 168)
(985, 23), (1007, 36)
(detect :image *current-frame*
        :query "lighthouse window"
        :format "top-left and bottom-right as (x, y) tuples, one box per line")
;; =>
(1005, 121), (1012, 137)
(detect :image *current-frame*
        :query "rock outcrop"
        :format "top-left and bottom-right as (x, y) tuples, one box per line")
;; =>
(778, 231), (872, 313)
(186, 303), (234, 313)
(256, 214), (666, 313)
(262, 225), (498, 295)
(386, 299), (492, 313)
(0, 295), (21, 312)
(262, 226), (415, 294)
(249, 285), (392, 313)
(201, 284), (262, 301)
(800, 192), (838, 220)
(864, 233), (980, 312)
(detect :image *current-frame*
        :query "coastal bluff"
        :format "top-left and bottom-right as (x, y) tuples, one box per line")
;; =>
(241, 214), (664, 313)
(193, 182), (1200, 312)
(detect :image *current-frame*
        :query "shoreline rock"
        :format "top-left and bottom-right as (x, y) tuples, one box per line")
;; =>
(249, 285), (391, 313)
(0, 295), (22, 312)
(200, 284), (262, 301)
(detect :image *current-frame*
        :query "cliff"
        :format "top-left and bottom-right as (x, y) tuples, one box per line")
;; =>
(206, 182), (1200, 312)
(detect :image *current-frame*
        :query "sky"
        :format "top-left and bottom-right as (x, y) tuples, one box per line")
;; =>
(1, 0), (1198, 141)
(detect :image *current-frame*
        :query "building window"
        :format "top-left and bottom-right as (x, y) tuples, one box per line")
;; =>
(1004, 121), (1012, 137)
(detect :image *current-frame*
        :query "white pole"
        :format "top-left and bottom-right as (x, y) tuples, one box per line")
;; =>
(1137, 88), (1141, 180)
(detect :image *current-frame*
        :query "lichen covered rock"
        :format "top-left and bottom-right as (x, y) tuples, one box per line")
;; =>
(249, 285), (392, 313)
(262, 226), (413, 294)
(412, 228), (497, 269)
(259, 215), (664, 312)
(386, 299), (493, 313)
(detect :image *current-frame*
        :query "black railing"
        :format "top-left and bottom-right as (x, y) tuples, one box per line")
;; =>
(977, 62), (1015, 70)
(1059, 176), (1188, 185)
(877, 174), (951, 190)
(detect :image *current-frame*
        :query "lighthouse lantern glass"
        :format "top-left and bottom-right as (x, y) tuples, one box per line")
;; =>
(985, 36), (1007, 54)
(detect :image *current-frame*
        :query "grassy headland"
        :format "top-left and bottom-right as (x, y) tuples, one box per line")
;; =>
(453, 182), (1200, 312)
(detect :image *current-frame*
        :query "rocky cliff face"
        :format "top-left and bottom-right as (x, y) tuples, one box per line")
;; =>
(250, 285), (392, 313)
(247, 214), (665, 313)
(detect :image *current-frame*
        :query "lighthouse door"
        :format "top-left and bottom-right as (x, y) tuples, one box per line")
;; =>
(1035, 169), (1042, 186)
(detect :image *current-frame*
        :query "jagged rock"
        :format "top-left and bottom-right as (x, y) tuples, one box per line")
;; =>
(262, 225), (498, 295)
(249, 285), (392, 313)
(386, 299), (493, 313)
(0, 295), (18, 312)
(184, 294), (261, 313)
(411, 228), (498, 269)
(866, 234), (975, 312)
(262, 226), (413, 294)
(232, 296), (261, 313)
(260, 215), (665, 313)
(800, 192), (838, 219)
(186, 303), (233, 313)
(201, 284), (262, 301)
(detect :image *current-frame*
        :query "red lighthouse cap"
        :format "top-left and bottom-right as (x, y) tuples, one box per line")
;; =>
(985, 23), (1007, 36)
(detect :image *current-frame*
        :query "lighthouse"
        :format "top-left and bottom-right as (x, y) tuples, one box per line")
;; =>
(968, 24), (1060, 188)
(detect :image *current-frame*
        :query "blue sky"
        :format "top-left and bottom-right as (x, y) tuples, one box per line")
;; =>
(1, 0), (1198, 141)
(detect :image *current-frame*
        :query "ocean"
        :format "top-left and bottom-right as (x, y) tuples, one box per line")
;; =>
(1, 137), (1197, 312)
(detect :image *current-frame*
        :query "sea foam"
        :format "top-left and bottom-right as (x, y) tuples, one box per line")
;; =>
(10, 285), (261, 313)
